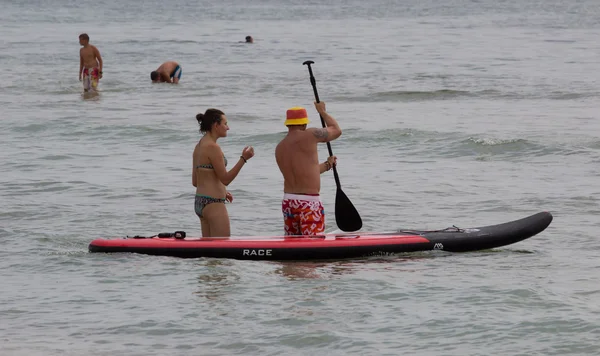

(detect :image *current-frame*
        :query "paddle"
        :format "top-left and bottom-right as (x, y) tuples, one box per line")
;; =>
(302, 60), (363, 232)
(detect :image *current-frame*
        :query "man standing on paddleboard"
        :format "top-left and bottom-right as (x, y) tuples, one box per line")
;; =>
(275, 102), (340, 236)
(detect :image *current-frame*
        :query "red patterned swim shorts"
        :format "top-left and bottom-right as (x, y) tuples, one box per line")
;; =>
(281, 193), (325, 236)
(82, 67), (100, 91)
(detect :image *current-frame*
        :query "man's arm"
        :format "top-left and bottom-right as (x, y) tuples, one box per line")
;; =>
(310, 101), (342, 143)
(319, 162), (329, 174)
(319, 156), (337, 174)
(79, 51), (83, 80)
(161, 70), (172, 83)
(93, 46), (103, 77)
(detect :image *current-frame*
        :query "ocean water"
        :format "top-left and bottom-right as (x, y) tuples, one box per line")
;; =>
(2, 0), (600, 355)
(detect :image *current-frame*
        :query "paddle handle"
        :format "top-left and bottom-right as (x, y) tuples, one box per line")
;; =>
(303, 61), (341, 188)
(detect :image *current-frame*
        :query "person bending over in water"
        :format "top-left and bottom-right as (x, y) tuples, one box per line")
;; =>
(275, 102), (341, 236)
(78, 33), (103, 92)
(192, 109), (254, 237)
(151, 61), (182, 84)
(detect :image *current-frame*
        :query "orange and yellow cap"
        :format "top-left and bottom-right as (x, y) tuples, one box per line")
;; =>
(284, 107), (310, 126)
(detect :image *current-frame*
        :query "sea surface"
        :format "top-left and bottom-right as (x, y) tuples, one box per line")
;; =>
(2, 0), (600, 355)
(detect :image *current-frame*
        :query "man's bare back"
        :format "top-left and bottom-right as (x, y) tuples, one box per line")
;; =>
(151, 61), (182, 83)
(156, 61), (178, 74)
(276, 130), (321, 194)
(275, 102), (342, 195)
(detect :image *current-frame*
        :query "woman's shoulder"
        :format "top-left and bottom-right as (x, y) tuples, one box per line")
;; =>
(197, 139), (222, 153)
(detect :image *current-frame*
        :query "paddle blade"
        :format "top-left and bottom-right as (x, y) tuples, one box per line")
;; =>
(334, 188), (363, 232)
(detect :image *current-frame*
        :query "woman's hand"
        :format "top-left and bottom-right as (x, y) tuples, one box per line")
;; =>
(241, 146), (255, 161)
(226, 191), (233, 203)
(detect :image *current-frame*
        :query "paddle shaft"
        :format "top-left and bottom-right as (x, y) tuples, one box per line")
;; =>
(303, 62), (341, 188)
(302, 60), (363, 232)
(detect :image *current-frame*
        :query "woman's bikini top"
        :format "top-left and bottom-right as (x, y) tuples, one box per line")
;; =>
(196, 155), (227, 170)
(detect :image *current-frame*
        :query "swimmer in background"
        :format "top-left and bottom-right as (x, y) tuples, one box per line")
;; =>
(150, 61), (182, 84)
(79, 33), (103, 92)
(245, 36), (254, 43)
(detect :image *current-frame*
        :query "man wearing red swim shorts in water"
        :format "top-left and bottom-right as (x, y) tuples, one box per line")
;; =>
(78, 33), (103, 92)
(275, 102), (341, 236)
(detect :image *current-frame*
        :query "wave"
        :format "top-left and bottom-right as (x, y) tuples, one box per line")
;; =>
(342, 127), (417, 144)
(337, 89), (474, 102)
(335, 88), (599, 102)
(229, 131), (287, 146)
(10, 123), (49, 133)
(39, 154), (73, 161)
(545, 92), (598, 100)
(461, 135), (596, 159)
(467, 137), (526, 146)
(338, 128), (591, 161)
(116, 39), (202, 45)
(59, 124), (189, 141)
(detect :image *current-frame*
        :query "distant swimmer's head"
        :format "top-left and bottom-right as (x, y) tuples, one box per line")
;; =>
(150, 71), (160, 83)
(245, 36), (254, 43)
(284, 107), (309, 128)
(196, 108), (229, 137)
(79, 33), (89, 46)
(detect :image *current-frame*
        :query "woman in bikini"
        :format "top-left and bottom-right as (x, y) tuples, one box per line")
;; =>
(193, 109), (254, 238)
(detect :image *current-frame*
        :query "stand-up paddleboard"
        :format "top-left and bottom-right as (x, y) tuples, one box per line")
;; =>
(88, 212), (552, 261)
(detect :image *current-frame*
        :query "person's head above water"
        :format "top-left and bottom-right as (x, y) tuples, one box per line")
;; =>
(78, 33), (89, 46)
(196, 108), (229, 137)
(150, 71), (160, 82)
(245, 35), (253, 43)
